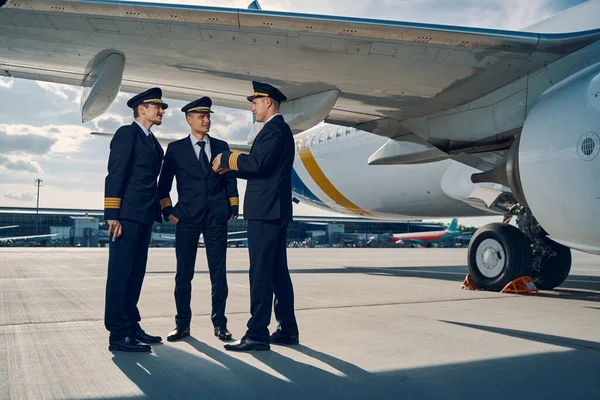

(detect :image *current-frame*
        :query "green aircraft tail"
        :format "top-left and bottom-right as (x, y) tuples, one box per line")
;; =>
(448, 218), (458, 232)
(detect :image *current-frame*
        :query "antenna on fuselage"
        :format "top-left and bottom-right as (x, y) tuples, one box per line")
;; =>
(248, 1), (261, 10)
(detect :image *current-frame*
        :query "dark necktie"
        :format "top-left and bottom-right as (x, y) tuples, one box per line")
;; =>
(148, 132), (158, 153)
(196, 141), (210, 176)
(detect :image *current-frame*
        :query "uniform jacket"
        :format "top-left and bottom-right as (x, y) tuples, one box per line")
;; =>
(104, 122), (163, 225)
(157, 135), (239, 224)
(220, 115), (293, 222)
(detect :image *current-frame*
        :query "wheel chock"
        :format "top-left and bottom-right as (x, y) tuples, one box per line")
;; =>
(501, 276), (539, 294)
(461, 274), (481, 290)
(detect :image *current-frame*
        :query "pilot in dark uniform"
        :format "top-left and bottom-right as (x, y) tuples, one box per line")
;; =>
(104, 88), (166, 352)
(213, 81), (299, 352)
(157, 97), (239, 342)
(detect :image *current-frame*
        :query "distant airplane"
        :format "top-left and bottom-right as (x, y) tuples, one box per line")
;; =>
(0, 234), (58, 245)
(0, 224), (58, 245)
(157, 231), (248, 247)
(389, 218), (463, 247)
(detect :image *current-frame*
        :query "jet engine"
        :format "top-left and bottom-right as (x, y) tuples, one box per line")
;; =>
(519, 61), (600, 255)
(467, 62), (600, 292)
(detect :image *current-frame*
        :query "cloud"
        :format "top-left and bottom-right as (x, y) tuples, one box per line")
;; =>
(3, 192), (36, 201)
(92, 113), (128, 133)
(0, 128), (57, 155)
(0, 155), (42, 173)
(0, 77), (13, 89)
(0, 124), (90, 154)
(209, 107), (253, 143)
(36, 82), (83, 104)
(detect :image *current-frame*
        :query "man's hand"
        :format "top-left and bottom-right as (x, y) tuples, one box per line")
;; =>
(212, 153), (224, 172)
(107, 220), (122, 242)
(212, 153), (232, 174)
(168, 215), (179, 225)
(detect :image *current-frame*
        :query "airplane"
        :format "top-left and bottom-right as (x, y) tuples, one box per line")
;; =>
(1, 0), (599, 293)
(389, 218), (463, 247)
(0, 234), (58, 246)
(156, 231), (248, 247)
(0, 225), (58, 245)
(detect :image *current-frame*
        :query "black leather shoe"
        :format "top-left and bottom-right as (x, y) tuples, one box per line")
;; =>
(109, 337), (151, 352)
(133, 330), (162, 344)
(214, 326), (233, 341)
(167, 326), (190, 342)
(224, 337), (270, 352)
(270, 330), (299, 345)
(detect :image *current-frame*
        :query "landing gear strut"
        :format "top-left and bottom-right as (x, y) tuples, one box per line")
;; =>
(468, 207), (572, 291)
(518, 210), (572, 290)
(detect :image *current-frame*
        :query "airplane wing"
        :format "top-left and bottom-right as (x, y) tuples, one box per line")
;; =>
(90, 132), (251, 153)
(226, 237), (248, 243)
(158, 230), (248, 242)
(0, 234), (58, 241)
(2, 0), (599, 157)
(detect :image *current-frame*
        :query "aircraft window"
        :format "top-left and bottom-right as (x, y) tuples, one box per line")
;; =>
(346, 127), (353, 135)
(303, 137), (309, 149)
(327, 129), (334, 142)
(336, 126), (344, 139)
(319, 132), (326, 144)
(311, 134), (317, 147)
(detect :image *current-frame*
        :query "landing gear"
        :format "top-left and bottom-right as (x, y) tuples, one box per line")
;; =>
(519, 210), (572, 290)
(468, 223), (532, 291)
(467, 209), (572, 291)
(531, 238), (572, 290)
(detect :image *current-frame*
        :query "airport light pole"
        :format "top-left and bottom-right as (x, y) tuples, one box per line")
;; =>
(34, 178), (43, 234)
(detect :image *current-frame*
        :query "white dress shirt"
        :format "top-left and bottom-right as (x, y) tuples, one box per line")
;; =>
(189, 134), (211, 162)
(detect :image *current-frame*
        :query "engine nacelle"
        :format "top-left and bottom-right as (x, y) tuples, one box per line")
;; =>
(518, 62), (600, 254)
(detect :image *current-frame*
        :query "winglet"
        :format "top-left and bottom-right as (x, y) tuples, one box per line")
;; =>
(248, 1), (261, 10)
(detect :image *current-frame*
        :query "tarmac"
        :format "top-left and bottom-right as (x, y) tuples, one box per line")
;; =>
(1, 247), (599, 399)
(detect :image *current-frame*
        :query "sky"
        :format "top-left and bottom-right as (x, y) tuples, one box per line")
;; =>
(0, 0), (586, 228)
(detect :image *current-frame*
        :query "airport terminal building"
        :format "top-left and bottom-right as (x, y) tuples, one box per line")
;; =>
(0, 207), (446, 248)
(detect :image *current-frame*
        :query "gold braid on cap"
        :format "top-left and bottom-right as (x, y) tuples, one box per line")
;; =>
(187, 106), (212, 112)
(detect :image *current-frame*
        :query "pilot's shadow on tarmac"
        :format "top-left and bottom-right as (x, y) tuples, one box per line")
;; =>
(111, 338), (401, 400)
(110, 325), (600, 400)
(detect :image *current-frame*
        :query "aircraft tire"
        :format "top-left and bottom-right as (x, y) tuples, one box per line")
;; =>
(467, 223), (532, 291)
(532, 240), (572, 290)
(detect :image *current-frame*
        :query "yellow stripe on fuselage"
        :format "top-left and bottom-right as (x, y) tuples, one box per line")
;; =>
(298, 148), (372, 217)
